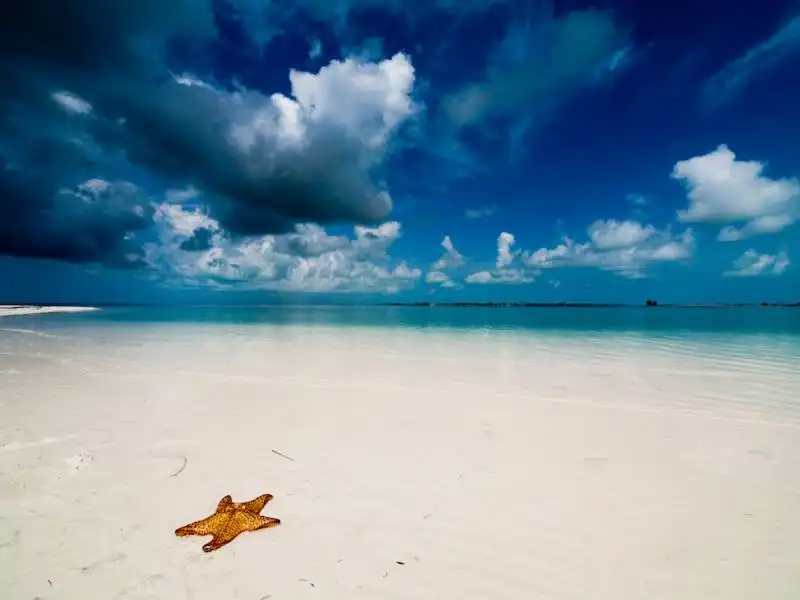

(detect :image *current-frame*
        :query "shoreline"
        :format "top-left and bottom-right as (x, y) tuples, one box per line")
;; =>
(0, 305), (99, 318)
(2, 302), (799, 309)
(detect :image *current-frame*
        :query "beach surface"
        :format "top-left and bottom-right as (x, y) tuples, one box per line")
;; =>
(1, 318), (799, 599)
(0, 305), (98, 318)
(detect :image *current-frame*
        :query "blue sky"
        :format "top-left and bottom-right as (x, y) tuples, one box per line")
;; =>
(1, 0), (799, 304)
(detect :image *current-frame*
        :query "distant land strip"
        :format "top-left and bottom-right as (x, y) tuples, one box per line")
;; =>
(377, 301), (800, 308)
(1, 301), (797, 309)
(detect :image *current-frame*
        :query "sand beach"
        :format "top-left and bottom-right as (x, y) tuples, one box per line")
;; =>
(1, 315), (799, 599)
(0, 305), (99, 318)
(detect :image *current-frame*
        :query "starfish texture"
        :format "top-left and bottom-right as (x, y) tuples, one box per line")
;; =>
(175, 494), (280, 552)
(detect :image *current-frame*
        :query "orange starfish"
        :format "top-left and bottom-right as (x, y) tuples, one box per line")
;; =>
(175, 494), (281, 552)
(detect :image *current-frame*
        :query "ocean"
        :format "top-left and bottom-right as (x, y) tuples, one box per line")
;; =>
(10, 303), (800, 334)
(1, 305), (799, 599)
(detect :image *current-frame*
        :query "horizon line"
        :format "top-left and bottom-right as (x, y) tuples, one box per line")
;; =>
(1, 301), (798, 309)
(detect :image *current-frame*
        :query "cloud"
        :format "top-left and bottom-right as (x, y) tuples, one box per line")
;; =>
(626, 193), (647, 206)
(148, 203), (421, 292)
(0, 1), (421, 277)
(431, 235), (465, 270)
(465, 232), (535, 285)
(425, 270), (459, 289)
(0, 169), (154, 266)
(257, 0), (500, 30)
(0, 1), (173, 267)
(464, 204), (498, 219)
(774, 251), (791, 275)
(496, 231), (517, 268)
(228, 0), (507, 60)
(121, 52), (418, 235)
(724, 249), (790, 277)
(672, 145), (800, 240)
(716, 216), (796, 242)
(604, 46), (632, 73)
(52, 91), (93, 115)
(702, 15), (800, 108)
(441, 9), (626, 128)
(587, 219), (655, 250)
(308, 38), (323, 60)
(425, 271), (450, 283)
(1, 1), (216, 75)
(521, 219), (694, 279)
(465, 268), (532, 285)
(427, 236), (465, 289)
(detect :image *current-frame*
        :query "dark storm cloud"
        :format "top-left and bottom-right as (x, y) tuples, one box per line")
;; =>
(0, 0), (213, 78)
(0, 86), (156, 267)
(0, 165), (154, 267)
(111, 79), (394, 234)
(0, 0), (397, 266)
(0, 0), (210, 264)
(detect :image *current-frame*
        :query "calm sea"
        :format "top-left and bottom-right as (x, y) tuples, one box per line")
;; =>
(9, 304), (800, 337)
(3, 305), (799, 427)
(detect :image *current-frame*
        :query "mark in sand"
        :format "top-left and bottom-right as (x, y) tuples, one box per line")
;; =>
(81, 552), (127, 573)
(169, 456), (188, 478)
(271, 449), (294, 462)
(1, 435), (78, 452)
(65, 452), (93, 472)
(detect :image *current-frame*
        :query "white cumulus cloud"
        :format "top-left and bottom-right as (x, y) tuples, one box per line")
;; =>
(465, 232), (536, 285)
(588, 219), (656, 250)
(431, 235), (465, 270)
(521, 219), (694, 279)
(672, 144), (800, 241)
(426, 271), (450, 283)
(465, 268), (532, 285)
(427, 236), (466, 289)
(496, 231), (517, 268)
(724, 249), (790, 277)
(146, 203), (421, 293)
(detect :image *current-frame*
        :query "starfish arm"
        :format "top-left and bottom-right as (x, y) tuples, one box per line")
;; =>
(202, 528), (242, 552)
(241, 494), (273, 514)
(253, 515), (281, 530)
(216, 495), (233, 511)
(175, 513), (225, 537)
(201, 512), (281, 552)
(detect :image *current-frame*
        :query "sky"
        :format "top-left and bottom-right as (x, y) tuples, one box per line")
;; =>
(1, 0), (799, 305)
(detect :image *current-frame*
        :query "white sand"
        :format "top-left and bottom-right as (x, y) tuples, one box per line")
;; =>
(1, 326), (799, 599)
(0, 305), (99, 318)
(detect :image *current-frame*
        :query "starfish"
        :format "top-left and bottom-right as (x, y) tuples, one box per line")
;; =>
(175, 494), (280, 552)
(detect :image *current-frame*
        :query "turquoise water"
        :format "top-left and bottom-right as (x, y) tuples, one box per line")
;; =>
(4, 305), (799, 428)
(22, 305), (800, 337)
